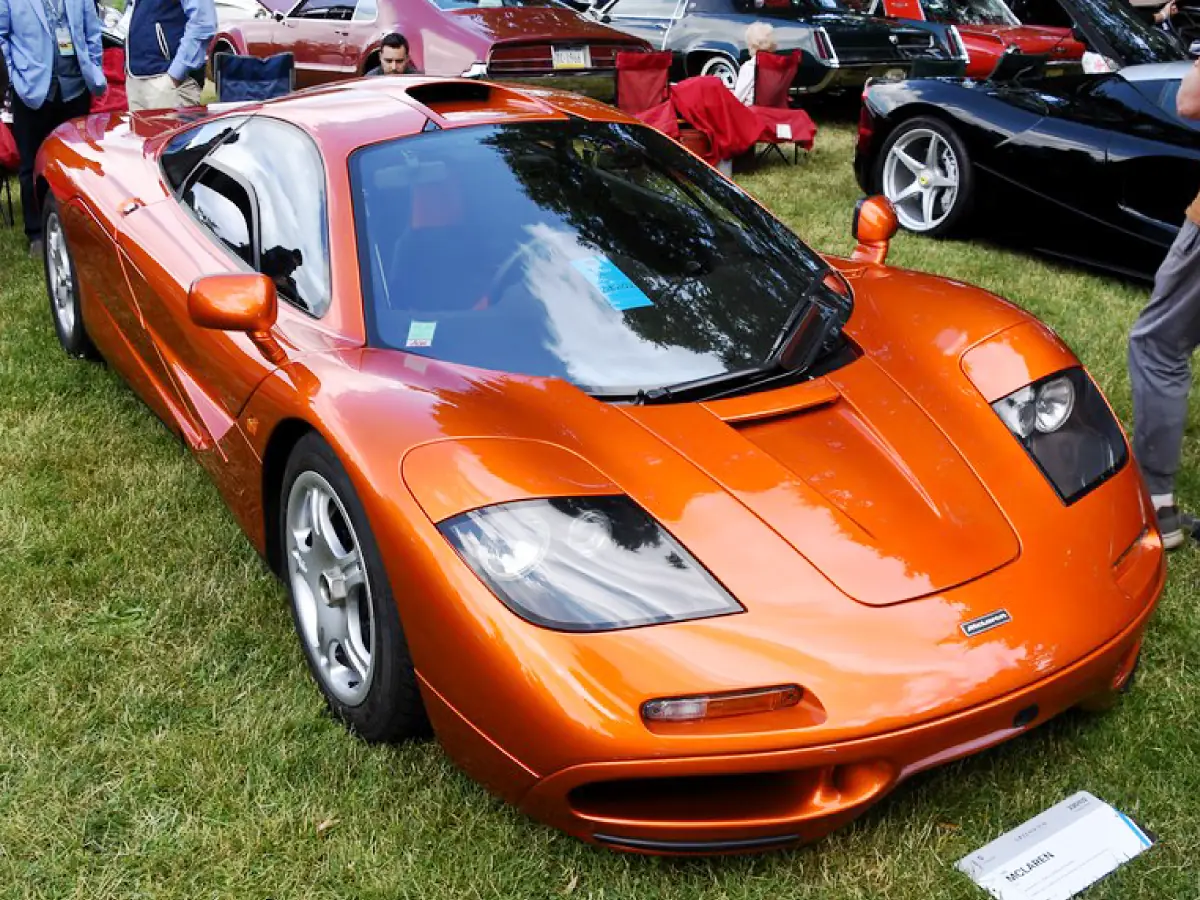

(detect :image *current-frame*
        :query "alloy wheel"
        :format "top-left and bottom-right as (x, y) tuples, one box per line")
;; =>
(286, 470), (375, 706)
(45, 211), (76, 336)
(882, 127), (960, 233)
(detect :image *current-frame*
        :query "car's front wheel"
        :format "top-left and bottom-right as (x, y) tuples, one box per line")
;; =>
(876, 116), (973, 238)
(43, 196), (99, 360)
(281, 432), (427, 742)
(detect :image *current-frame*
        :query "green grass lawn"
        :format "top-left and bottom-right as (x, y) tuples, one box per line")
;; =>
(1, 122), (1198, 899)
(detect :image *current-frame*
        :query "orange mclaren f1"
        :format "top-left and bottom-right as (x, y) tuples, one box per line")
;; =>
(35, 77), (1163, 855)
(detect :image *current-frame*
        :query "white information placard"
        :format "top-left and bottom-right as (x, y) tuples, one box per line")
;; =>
(957, 791), (1152, 900)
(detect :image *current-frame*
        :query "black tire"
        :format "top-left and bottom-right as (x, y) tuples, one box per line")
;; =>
(42, 196), (99, 360)
(873, 115), (974, 239)
(280, 432), (428, 742)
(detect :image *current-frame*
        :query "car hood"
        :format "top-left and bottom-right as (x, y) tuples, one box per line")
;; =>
(1056, 0), (1185, 66)
(620, 357), (1020, 607)
(449, 6), (644, 43)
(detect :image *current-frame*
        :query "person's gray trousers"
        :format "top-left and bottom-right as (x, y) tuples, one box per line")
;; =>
(1130, 218), (1200, 496)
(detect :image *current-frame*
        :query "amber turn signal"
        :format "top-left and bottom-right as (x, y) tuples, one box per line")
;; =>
(641, 685), (803, 723)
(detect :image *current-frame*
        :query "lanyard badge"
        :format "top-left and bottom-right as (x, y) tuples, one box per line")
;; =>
(56, 26), (76, 56)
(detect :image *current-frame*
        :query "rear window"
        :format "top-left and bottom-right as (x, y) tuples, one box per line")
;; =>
(349, 119), (835, 395)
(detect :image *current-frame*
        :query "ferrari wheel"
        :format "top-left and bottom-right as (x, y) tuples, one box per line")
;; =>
(43, 196), (98, 360)
(281, 433), (427, 742)
(877, 117), (973, 238)
(700, 55), (738, 90)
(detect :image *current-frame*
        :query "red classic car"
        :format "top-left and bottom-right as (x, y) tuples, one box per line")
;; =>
(868, 0), (1083, 77)
(213, 0), (650, 99)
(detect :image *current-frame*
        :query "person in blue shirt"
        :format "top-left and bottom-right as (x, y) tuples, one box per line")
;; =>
(123, 0), (215, 111)
(0, 0), (106, 256)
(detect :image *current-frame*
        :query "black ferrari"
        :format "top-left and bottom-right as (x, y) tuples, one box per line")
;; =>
(587, 0), (967, 93)
(854, 0), (1197, 278)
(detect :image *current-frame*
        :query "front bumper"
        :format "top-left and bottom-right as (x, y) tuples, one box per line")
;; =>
(516, 579), (1160, 854)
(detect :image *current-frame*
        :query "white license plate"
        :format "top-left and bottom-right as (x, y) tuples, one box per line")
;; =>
(552, 46), (591, 70)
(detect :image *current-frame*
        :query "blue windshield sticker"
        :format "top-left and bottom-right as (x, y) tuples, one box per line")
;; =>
(571, 256), (654, 312)
(406, 320), (437, 348)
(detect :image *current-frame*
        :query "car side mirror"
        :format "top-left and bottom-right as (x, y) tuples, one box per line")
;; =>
(599, 12), (611, 21)
(272, 9), (285, 20)
(188, 273), (286, 364)
(851, 195), (898, 265)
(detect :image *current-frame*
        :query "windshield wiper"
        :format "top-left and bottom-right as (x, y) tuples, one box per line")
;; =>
(635, 267), (846, 406)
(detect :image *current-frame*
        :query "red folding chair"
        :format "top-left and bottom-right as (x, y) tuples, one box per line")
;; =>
(615, 50), (673, 116)
(750, 50), (817, 165)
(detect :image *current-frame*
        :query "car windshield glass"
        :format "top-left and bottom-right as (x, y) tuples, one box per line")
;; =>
(429, 0), (565, 9)
(920, 0), (1018, 25)
(350, 120), (833, 395)
(1065, 0), (1183, 65)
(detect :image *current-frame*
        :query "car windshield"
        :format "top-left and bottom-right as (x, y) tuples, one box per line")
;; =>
(1064, 0), (1184, 65)
(350, 120), (834, 395)
(429, 0), (565, 9)
(921, 0), (1019, 25)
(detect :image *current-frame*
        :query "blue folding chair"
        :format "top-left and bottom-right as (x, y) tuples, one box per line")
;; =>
(214, 52), (296, 103)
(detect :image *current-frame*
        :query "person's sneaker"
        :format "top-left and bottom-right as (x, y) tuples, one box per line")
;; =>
(1156, 505), (1199, 550)
(27, 238), (43, 260)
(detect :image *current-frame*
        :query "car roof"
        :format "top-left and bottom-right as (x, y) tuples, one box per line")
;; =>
(220, 76), (634, 157)
(1120, 61), (1193, 83)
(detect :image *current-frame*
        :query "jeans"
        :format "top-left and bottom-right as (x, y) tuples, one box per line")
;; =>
(1129, 218), (1200, 495)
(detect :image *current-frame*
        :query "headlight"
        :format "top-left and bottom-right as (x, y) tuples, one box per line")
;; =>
(990, 368), (1127, 504)
(439, 496), (743, 632)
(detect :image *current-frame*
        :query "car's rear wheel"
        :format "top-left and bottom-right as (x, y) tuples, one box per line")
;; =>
(699, 54), (738, 90)
(281, 432), (427, 741)
(876, 116), (973, 238)
(43, 196), (99, 360)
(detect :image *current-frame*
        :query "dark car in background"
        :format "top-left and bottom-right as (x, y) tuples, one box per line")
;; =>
(588, 0), (968, 93)
(213, 0), (650, 100)
(853, 0), (1194, 278)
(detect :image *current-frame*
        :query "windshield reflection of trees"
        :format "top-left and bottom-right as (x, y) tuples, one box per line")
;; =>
(479, 122), (825, 372)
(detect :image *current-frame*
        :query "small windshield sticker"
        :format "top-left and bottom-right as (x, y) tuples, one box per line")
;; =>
(406, 320), (437, 348)
(571, 256), (654, 312)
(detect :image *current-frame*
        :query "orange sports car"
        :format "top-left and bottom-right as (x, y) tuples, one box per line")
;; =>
(36, 77), (1162, 855)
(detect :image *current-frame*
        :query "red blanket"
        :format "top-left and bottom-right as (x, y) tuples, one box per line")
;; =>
(91, 46), (128, 114)
(751, 106), (817, 150)
(667, 76), (763, 164)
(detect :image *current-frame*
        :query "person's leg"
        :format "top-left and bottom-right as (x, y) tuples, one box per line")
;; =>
(10, 94), (51, 245)
(1129, 218), (1200, 546)
(10, 92), (94, 249)
(125, 72), (168, 111)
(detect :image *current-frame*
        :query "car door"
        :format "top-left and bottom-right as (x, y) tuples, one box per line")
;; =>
(279, 0), (358, 87)
(600, 0), (684, 49)
(116, 118), (333, 463)
(1104, 76), (1200, 265)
